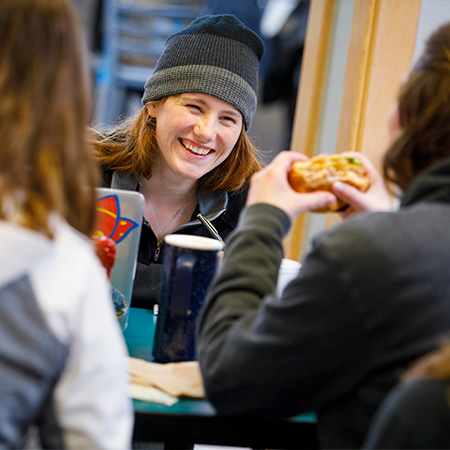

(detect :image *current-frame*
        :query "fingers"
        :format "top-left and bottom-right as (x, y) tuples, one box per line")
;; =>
(332, 181), (370, 211)
(247, 151), (337, 220)
(249, 151), (391, 220)
(329, 152), (392, 217)
(249, 151), (303, 195)
(294, 191), (337, 216)
(332, 179), (391, 216)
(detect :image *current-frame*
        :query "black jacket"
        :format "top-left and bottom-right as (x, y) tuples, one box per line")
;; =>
(102, 170), (248, 309)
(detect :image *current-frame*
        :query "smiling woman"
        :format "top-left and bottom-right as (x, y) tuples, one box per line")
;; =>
(147, 93), (243, 183)
(90, 14), (265, 309)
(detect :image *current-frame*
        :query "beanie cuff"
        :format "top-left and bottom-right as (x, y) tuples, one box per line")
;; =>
(142, 65), (257, 129)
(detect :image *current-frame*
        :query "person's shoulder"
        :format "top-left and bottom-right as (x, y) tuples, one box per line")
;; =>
(56, 220), (91, 248)
(53, 220), (101, 272)
(0, 219), (97, 281)
(0, 221), (53, 289)
(19, 219), (110, 343)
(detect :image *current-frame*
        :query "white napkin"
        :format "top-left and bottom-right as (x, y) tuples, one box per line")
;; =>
(128, 357), (205, 400)
(128, 383), (178, 406)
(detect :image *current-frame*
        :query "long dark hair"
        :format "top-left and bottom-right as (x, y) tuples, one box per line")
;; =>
(0, 0), (99, 237)
(383, 22), (450, 191)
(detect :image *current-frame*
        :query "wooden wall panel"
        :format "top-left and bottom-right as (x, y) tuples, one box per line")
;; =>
(283, 0), (337, 260)
(355, 0), (421, 167)
(285, 0), (421, 259)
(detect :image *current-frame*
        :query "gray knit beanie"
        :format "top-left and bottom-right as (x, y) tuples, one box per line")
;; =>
(141, 14), (264, 130)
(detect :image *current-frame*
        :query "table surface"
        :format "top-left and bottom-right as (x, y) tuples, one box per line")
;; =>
(124, 307), (319, 448)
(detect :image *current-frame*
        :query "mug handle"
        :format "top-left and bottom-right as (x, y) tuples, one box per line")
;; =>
(172, 254), (196, 316)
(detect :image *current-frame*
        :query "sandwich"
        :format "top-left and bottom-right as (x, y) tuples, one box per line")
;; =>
(288, 153), (370, 212)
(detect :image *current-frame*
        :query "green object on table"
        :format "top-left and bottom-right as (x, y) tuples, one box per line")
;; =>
(124, 307), (317, 422)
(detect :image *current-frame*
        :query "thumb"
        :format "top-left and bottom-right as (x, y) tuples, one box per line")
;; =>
(332, 181), (366, 209)
(292, 192), (337, 217)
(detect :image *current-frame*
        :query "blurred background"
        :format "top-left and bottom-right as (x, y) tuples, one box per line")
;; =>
(71, 0), (310, 162)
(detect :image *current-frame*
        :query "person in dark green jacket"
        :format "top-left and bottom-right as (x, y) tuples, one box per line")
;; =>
(197, 21), (450, 449)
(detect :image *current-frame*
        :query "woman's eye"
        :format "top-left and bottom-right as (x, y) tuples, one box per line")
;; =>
(222, 116), (236, 123)
(186, 104), (201, 111)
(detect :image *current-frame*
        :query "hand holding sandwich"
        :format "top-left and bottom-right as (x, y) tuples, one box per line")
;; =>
(246, 151), (337, 221)
(247, 150), (390, 222)
(331, 152), (391, 218)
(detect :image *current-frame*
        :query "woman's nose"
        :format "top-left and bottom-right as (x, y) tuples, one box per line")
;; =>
(194, 115), (216, 141)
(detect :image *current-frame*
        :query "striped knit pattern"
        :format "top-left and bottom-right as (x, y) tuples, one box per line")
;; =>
(141, 14), (264, 129)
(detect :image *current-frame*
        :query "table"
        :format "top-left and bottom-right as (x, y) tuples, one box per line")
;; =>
(124, 307), (319, 449)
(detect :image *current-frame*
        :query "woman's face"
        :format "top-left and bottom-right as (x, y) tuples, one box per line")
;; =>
(147, 93), (243, 181)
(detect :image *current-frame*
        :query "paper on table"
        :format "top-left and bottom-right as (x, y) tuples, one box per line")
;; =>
(129, 383), (178, 406)
(128, 357), (205, 398)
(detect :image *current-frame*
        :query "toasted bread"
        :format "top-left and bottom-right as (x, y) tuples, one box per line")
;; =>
(288, 154), (370, 212)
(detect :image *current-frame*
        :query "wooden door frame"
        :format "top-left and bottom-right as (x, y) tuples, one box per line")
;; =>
(284, 0), (422, 260)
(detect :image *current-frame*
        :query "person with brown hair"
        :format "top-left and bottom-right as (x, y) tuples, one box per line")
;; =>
(0, 0), (132, 447)
(91, 14), (264, 309)
(197, 21), (450, 449)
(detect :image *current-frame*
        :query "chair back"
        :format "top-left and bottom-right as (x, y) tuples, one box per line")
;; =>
(363, 378), (450, 449)
(94, 0), (206, 125)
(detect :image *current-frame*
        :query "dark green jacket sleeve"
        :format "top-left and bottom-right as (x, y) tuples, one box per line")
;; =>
(197, 203), (367, 417)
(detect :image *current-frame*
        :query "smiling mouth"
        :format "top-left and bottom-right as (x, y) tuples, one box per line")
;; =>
(180, 139), (213, 156)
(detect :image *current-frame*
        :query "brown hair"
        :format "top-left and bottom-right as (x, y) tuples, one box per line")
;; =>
(91, 100), (262, 192)
(383, 22), (450, 191)
(403, 341), (450, 383)
(0, 0), (99, 237)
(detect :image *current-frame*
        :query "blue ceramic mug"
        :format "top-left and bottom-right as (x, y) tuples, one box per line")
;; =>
(153, 234), (223, 363)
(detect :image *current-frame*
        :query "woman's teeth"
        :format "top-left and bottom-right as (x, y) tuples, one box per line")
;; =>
(182, 140), (211, 155)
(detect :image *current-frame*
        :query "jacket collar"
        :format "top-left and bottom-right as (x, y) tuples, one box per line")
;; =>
(401, 157), (450, 208)
(111, 171), (228, 222)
